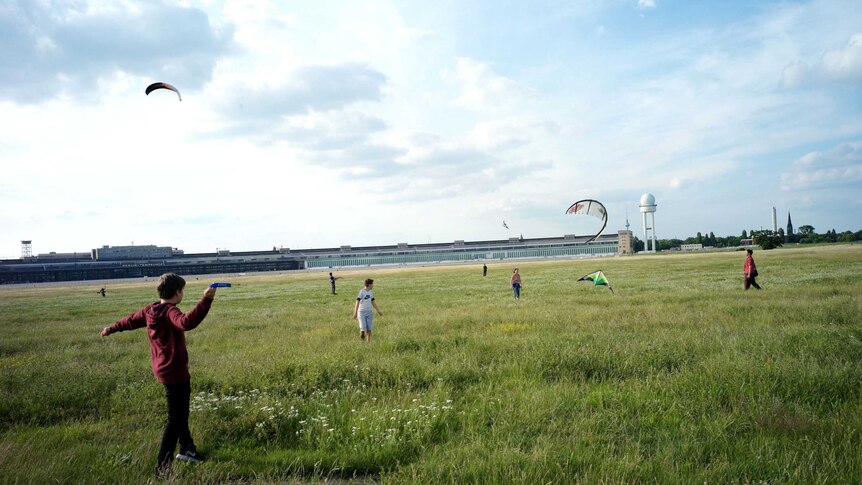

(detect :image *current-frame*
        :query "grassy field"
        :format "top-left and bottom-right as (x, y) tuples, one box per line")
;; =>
(1, 245), (861, 484)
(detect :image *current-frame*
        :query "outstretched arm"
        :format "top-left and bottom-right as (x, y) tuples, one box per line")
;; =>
(101, 307), (147, 337)
(167, 288), (216, 331)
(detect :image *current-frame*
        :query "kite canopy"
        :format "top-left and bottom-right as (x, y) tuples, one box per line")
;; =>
(565, 199), (608, 243)
(578, 270), (614, 293)
(145, 82), (182, 101)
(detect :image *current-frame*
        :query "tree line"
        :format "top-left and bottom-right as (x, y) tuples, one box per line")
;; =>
(633, 226), (862, 252)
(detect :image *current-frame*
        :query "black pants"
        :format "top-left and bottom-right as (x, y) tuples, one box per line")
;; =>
(157, 381), (194, 470)
(331, 282), (337, 294)
(744, 275), (761, 290)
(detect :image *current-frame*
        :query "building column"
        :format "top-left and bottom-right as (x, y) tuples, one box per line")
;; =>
(642, 212), (648, 252)
(650, 212), (657, 253)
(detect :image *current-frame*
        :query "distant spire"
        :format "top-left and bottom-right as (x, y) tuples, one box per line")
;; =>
(786, 211), (793, 242)
(625, 205), (630, 230)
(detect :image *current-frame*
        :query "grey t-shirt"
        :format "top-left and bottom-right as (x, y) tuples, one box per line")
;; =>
(357, 288), (374, 313)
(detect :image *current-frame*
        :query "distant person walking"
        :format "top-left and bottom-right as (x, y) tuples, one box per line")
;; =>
(483, 263), (487, 277)
(743, 249), (761, 290)
(100, 273), (218, 477)
(329, 272), (340, 295)
(511, 268), (522, 299)
(98, 287), (106, 297)
(353, 278), (382, 342)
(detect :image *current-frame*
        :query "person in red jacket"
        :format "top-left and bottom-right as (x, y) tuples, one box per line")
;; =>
(743, 249), (761, 290)
(101, 273), (218, 475)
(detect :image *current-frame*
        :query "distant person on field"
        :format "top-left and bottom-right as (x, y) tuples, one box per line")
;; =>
(98, 287), (106, 297)
(511, 268), (522, 299)
(483, 263), (487, 277)
(353, 278), (382, 342)
(100, 273), (217, 476)
(329, 272), (340, 295)
(743, 249), (761, 290)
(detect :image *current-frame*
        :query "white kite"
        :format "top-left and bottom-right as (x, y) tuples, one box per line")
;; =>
(565, 199), (608, 243)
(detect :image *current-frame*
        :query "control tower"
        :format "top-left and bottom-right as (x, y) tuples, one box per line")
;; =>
(639, 193), (658, 253)
(21, 240), (32, 258)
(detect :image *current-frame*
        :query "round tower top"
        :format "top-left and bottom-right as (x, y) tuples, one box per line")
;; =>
(639, 193), (656, 212)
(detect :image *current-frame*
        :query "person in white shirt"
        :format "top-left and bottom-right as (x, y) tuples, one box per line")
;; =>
(353, 278), (383, 342)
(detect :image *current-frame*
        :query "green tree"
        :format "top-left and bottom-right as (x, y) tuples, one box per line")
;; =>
(741, 229), (748, 238)
(798, 225), (815, 235)
(752, 230), (784, 250)
(838, 231), (855, 243)
(696, 232), (703, 244)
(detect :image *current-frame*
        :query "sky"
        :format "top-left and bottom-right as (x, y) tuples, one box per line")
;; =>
(1, 0), (861, 258)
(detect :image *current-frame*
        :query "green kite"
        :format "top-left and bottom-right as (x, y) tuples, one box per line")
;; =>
(578, 270), (614, 293)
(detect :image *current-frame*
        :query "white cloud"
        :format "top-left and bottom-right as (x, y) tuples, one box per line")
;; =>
(780, 142), (862, 191)
(637, 0), (657, 10)
(821, 32), (862, 81)
(446, 57), (536, 112)
(781, 32), (862, 87)
(0, 1), (235, 103)
(4, 0), (862, 257)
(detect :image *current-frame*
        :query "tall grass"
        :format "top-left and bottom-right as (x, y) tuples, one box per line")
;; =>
(1, 245), (861, 483)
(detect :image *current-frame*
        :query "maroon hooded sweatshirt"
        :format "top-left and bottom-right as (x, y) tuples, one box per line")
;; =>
(105, 297), (213, 384)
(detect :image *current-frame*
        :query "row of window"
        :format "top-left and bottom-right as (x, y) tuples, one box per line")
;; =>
(306, 245), (616, 269)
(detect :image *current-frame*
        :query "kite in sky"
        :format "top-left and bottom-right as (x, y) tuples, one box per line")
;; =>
(578, 270), (614, 293)
(145, 82), (182, 101)
(502, 220), (509, 229)
(566, 199), (608, 243)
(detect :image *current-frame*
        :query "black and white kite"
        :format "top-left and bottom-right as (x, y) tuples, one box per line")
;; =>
(565, 199), (608, 243)
(145, 82), (182, 101)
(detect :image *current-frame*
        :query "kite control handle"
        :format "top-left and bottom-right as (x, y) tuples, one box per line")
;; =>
(209, 282), (232, 288)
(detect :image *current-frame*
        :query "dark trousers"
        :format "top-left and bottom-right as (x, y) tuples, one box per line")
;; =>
(157, 381), (194, 470)
(331, 282), (337, 294)
(512, 284), (521, 299)
(744, 275), (761, 290)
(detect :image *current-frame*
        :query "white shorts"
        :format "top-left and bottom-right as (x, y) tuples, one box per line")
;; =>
(358, 313), (373, 332)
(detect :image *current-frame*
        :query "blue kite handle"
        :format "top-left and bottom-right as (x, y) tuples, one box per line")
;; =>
(209, 282), (232, 288)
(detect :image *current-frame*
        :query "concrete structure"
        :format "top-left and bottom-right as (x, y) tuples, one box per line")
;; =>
(617, 230), (634, 255)
(639, 193), (658, 253)
(21, 241), (32, 258)
(1, 234), (625, 284)
(772, 207), (778, 234)
(92, 245), (173, 261)
(302, 235), (618, 269)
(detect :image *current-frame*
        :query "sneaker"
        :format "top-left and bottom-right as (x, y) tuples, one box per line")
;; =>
(176, 448), (206, 463)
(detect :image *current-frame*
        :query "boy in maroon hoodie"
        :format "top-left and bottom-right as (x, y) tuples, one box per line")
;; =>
(101, 273), (217, 475)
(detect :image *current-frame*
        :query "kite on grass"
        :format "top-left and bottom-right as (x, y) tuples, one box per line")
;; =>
(578, 270), (614, 293)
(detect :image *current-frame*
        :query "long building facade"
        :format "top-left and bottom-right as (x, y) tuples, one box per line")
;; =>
(1, 231), (632, 284)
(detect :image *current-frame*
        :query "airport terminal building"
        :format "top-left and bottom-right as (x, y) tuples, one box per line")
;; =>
(1, 231), (633, 284)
